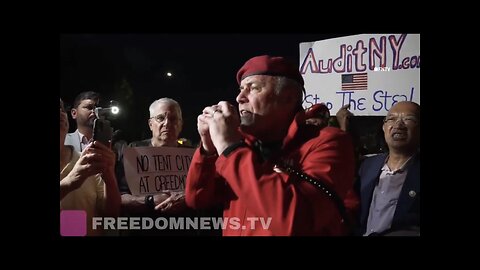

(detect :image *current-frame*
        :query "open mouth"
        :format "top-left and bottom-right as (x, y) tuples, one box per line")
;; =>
(392, 131), (407, 140)
(240, 109), (252, 116)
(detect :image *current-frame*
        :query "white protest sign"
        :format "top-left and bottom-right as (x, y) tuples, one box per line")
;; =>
(300, 33), (420, 115)
(123, 146), (195, 196)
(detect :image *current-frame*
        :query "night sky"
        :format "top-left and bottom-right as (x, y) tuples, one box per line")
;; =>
(60, 33), (354, 145)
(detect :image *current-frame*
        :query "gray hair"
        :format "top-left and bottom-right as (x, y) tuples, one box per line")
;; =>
(149, 98), (183, 120)
(275, 76), (304, 110)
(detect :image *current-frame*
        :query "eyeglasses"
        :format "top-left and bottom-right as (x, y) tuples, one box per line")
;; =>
(150, 113), (180, 124)
(383, 115), (419, 126)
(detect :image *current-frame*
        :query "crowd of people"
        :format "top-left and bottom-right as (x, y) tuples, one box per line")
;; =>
(60, 54), (420, 236)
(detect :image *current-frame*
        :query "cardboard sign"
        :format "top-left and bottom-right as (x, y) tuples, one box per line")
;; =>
(123, 146), (195, 196)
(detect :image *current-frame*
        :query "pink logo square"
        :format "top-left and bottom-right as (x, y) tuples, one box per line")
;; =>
(60, 210), (87, 237)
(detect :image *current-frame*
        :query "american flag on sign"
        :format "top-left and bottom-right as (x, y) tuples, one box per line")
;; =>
(341, 73), (368, 90)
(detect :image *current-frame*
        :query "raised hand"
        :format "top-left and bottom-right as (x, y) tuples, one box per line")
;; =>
(203, 101), (242, 155)
(336, 104), (354, 132)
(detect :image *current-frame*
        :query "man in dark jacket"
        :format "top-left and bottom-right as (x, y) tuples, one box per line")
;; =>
(358, 101), (420, 236)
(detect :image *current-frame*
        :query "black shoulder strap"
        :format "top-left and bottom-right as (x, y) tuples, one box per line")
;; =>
(280, 165), (352, 229)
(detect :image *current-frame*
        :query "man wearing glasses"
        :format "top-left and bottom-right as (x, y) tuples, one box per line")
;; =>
(357, 101), (420, 236)
(64, 91), (100, 152)
(116, 98), (201, 235)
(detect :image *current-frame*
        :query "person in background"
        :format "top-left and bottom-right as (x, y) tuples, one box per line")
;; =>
(60, 98), (121, 236)
(305, 103), (330, 128)
(357, 101), (420, 236)
(117, 98), (220, 235)
(305, 104), (352, 132)
(64, 91), (100, 152)
(334, 104), (354, 132)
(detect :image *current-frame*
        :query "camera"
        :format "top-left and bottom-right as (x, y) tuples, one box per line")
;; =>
(92, 100), (120, 148)
(94, 100), (120, 120)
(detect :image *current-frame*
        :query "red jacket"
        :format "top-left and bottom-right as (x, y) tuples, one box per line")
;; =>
(185, 106), (357, 236)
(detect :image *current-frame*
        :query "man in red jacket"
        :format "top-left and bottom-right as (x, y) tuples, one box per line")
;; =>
(185, 55), (357, 236)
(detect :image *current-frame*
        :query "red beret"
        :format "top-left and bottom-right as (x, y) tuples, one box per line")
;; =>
(236, 55), (304, 86)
